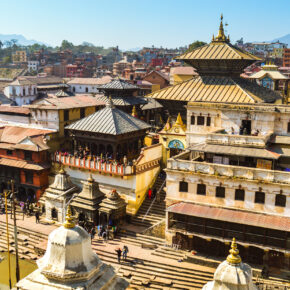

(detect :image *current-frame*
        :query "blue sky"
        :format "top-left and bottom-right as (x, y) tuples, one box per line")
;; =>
(0, 0), (289, 49)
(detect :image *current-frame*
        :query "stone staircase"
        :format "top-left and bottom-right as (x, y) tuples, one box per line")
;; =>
(131, 175), (166, 229)
(152, 246), (188, 262)
(0, 221), (47, 261)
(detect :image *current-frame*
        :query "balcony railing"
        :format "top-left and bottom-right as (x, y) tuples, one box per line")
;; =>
(167, 158), (290, 185)
(54, 153), (134, 176)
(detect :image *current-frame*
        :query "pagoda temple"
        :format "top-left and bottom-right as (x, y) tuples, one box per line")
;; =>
(66, 97), (151, 160)
(147, 15), (281, 118)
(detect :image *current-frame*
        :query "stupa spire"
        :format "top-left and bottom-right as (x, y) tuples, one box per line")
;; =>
(63, 205), (75, 229)
(132, 105), (138, 117)
(226, 237), (242, 264)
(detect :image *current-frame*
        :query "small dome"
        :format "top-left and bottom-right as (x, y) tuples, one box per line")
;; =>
(37, 207), (101, 280)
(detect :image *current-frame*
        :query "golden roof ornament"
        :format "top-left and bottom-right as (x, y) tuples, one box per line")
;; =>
(59, 164), (65, 174)
(213, 14), (229, 43)
(63, 205), (75, 229)
(87, 173), (94, 183)
(226, 237), (242, 264)
(132, 105), (137, 117)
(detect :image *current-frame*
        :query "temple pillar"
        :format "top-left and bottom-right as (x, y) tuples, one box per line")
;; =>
(263, 249), (269, 266)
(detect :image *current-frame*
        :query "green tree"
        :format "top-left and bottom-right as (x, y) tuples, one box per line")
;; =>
(186, 41), (206, 52)
(61, 40), (74, 50)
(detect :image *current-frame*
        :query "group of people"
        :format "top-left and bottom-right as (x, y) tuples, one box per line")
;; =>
(115, 245), (129, 263)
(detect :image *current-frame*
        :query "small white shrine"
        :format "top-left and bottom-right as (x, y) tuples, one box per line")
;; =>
(16, 206), (129, 289)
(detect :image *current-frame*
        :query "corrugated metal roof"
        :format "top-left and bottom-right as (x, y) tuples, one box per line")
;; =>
(140, 98), (163, 111)
(190, 143), (280, 160)
(66, 101), (151, 135)
(177, 43), (261, 61)
(96, 95), (147, 106)
(167, 202), (290, 232)
(99, 79), (139, 90)
(146, 76), (281, 104)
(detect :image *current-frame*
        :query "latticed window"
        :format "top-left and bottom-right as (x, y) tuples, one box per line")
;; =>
(197, 116), (205, 125)
(191, 116), (195, 125)
(255, 191), (265, 204)
(275, 194), (286, 207)
(179, 181), (188, 192)
(197, 184), (206, 195)
(235, 189), (245, 201)
(216, 186), (225, 198)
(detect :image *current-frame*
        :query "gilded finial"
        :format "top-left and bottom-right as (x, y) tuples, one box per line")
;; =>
(132, 105), (137, 117)
(226, 238), (241, 264)
(174, 113), (184, 127)
(59, 164), (65, 174)
(107, 95), (114, 108)
(212, 34), (215, 42)
(88, 173), (94, 183)
(213, 13), (227, 43)
(163, 116), (171, 131)
(63, 205), (75, 229)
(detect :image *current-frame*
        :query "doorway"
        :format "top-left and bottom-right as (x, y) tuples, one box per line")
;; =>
(241, 120), (251, 135)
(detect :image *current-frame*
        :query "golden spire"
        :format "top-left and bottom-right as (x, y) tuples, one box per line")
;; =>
(174, 113), (184, 127)
(132, 105), (137, 117)
(226, 238), (242, 264)
(59, 164), (65, 174)
(63, 205), (75, 229)
(163, 116), (171, 131)
(213, 14), (228, 43)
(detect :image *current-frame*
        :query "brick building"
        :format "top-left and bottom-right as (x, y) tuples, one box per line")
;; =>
(0, 126), (54, 201)
(283, 48), (290, 67)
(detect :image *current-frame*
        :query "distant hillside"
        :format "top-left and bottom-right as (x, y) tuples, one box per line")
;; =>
(0, 34), (48, 46)
(271, 34), (290, 47)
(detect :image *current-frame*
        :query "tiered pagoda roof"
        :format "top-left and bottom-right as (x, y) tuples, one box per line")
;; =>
(146, 15), (282, 104)
(99, 79), (139, 91)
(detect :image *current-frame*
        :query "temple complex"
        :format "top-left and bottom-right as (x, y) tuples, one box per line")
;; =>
(16, 207), (128, 289)
(159, 15), (290, 271)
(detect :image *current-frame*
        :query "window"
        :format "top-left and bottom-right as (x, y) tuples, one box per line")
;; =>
(179, 181), (188, 192)
(85, 87), (88, 93)
(216, 186), (225, 198)
(191, 116), (195, 125)
(255, 191), (265, 204)
(206, 116), (211, 126)
(24, 151), (32, 161)
(197, 116), (205, 125)
(25, 171), (33, 184)
(6, 150), (13, 156)
(235, 189), (245, 201)
(197, 184), (206, 195)
(288, 122), (290, 133)
(80, 108), (85, 119)
(275, 194), (286, 207)
(64, 110), (69, 121)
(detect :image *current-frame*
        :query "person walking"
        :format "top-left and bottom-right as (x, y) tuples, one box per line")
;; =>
(148, 188), (152, 200)
(35, 211), (40, 224)
(115, 248), (122, 263)
(122, 245), (129, 261)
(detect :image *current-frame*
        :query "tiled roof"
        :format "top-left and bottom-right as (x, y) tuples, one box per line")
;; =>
(54, 90), (70, 97)
(27, 95), (105, 110)
(177, 42), (261, 61)
(145, 70), (170, 82)
(66, 101), (151, 135)
(10, 78), (35, 86)
(96, 95), (147, 106)
(0, 106), (30, 115)
(0, 126), (53, 145)
(0, 157), (49, 170)
(167, 202), (290, 232)
(99, 79), (139, 90)
(140, 98), (163, 110)
(146, 76), (281, 104)
(67, 76), (112, 85)
(170, 66), (197, 76)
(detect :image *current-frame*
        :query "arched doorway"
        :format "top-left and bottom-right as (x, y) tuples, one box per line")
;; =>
(168, 139), (184, 157)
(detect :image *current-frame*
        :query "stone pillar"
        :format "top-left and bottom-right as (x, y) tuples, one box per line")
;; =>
(263, 249), (269, 266)
(284, 253), (290, 270)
